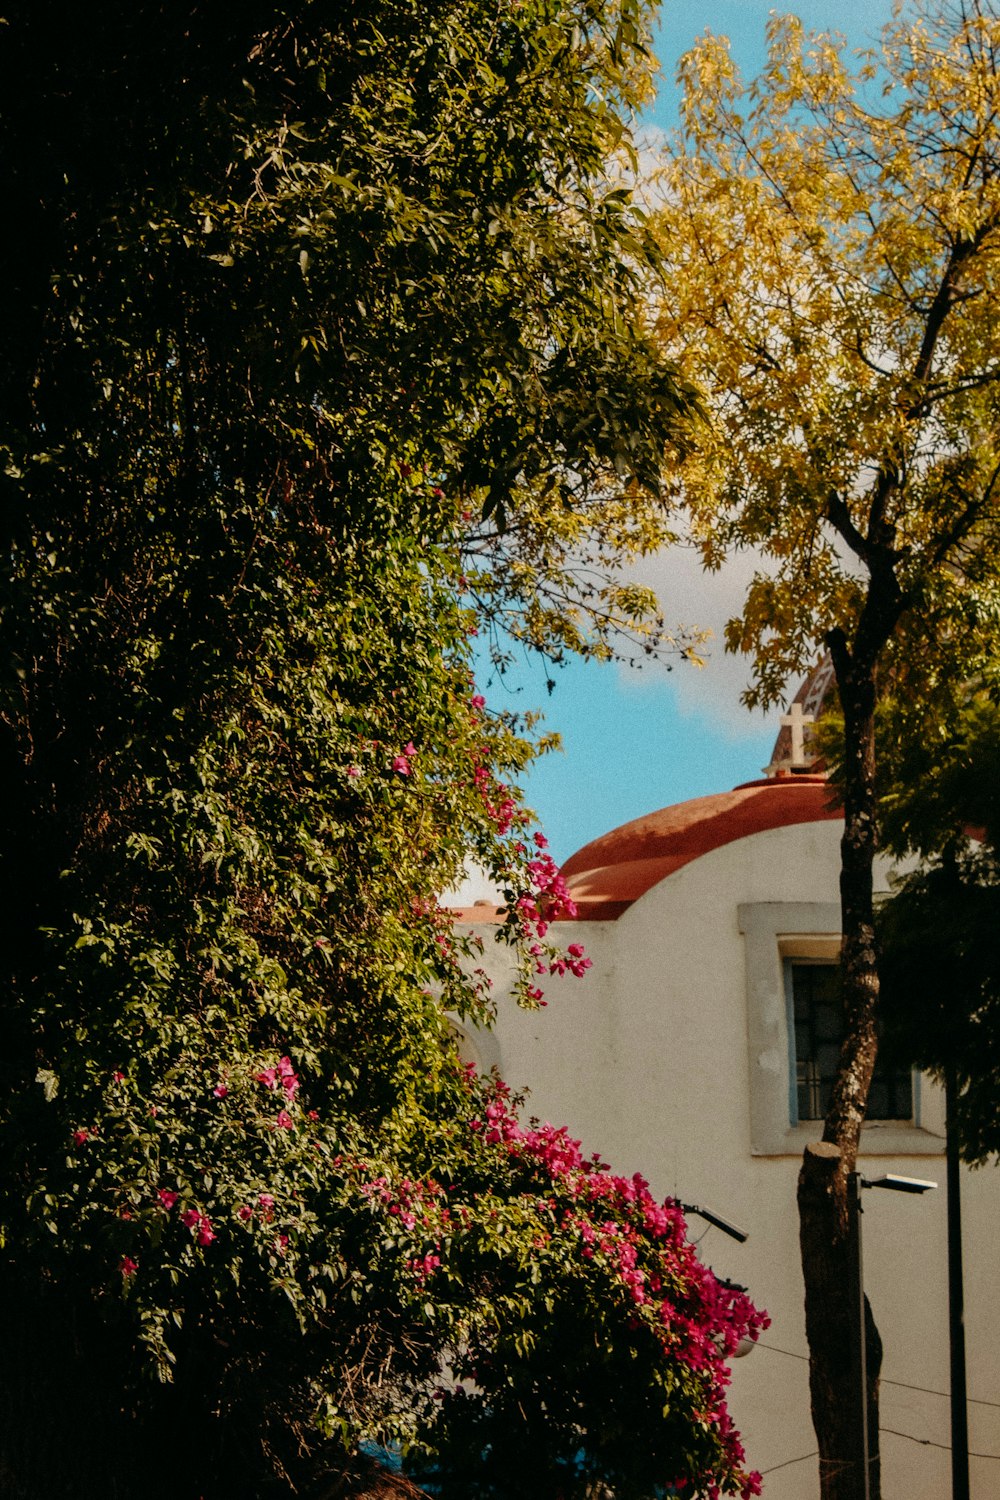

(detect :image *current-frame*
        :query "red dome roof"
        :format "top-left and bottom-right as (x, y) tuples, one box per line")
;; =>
(561, 776), (840, 920)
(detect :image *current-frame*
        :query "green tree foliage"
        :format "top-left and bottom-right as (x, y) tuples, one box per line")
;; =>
(876, 694), (1000, 862)
(653, 1), (1000, 706)
(0, 3), (760, 1498)
(875, 696), (1000, 1165)
(878, 850), (1000, 1164)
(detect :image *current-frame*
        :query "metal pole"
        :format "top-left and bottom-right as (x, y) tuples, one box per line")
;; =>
(946, 1067), (970, 1500)
(848, 1171), (871, 1500)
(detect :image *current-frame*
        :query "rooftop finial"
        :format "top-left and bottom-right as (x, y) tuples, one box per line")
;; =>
(763, 656), (835, 777)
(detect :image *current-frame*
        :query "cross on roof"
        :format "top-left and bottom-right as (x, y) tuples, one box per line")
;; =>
(781, 701), (815, 766)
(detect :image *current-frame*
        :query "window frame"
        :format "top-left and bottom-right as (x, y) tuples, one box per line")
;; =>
(739, 902), (943, 1156)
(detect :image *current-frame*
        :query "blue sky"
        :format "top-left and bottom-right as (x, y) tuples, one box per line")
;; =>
(479, 0), (895, 865)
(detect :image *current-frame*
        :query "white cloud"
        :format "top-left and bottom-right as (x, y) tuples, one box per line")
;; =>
(631, 125), (672, 206)
(620, 541), (781, 739)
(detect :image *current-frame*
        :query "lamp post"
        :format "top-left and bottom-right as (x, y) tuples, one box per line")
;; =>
(680, 1202), (749, 1243)
(847, 1172), (938, 1500)
(945, 1066), (970, 1500)
(681, 1204), (758, 1360)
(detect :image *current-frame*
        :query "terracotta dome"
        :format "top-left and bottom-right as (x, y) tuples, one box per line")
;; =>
(561, 776), (841, 920)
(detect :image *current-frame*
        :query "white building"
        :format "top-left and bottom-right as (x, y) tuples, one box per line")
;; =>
(453, 715), (1000, 1497)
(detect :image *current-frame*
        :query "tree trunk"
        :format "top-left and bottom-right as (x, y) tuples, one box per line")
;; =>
(799, 1145), (883, 1499)
(799, 640), (885, 1500)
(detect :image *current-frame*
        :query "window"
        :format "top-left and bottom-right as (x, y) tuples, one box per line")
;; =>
(786, 960), (913, 1123)
(739, 902), (942, 1155)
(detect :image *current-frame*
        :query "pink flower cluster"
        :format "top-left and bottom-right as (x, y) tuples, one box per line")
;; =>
(181, 1206), (216, 1246)
(359, 1173), (452, 1283)
(512, 848), (581, 973)
(238, 1192), (276, 1224)
(524, 853), (577, 925)
(256, 1056), (299, 1104)
(346, 1079), (764, 1498)
(256, 1056), (299, 1127)
(407, 1252), (441, 1282)
(471, 1079), (767, 1494)
(156, 1187), (217, 1247)
(362, 1173), (449, 1229)
(391, 741), (417, 776)
(501, 839), (593, 1000)
(529, 939), (591, 981)
(471, 763), (517, 836)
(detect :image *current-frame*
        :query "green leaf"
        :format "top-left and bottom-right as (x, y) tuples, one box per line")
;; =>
(35, 1068), (59, 1102)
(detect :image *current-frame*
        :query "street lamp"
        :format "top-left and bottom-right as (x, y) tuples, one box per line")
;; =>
(944, 1065), (971, 1500)
(680, 1202), (749, 1243)
(681, 1207), (756, 1365)
(848, 1171), (938, 1500)
(865, 1173), (938, 1194)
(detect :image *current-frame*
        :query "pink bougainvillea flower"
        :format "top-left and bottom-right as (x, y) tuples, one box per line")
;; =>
(256, 1067), (279, 1089)
(346, 764), (361, 778)
(403, 741), (416, 756)
(277, 1057), (299, 1099)
(470, 694), (486, 709)
(181, 1208), (201, 1228)
(258, 1193), (275, 1208)
(197, 1219), (215, 1247)
(213, 1084), (228, 1098)
(72, 1128), (91, 1146)
(275, 1109), (294, 1129)
(112, 1070), (125, 1082)
(158, 1189), (179, 1210)
(120, 1256), (138, 1278)
(237, 1204), (253, 1222)
(407, 1252), (441, 1282)
(391, 755), (410, 775)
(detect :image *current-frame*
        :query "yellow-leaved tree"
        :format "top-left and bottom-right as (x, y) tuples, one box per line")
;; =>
(652, 3), (1000, 1496)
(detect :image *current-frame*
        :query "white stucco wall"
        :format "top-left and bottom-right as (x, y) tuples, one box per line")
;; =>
(462, 818), (1000, 1498)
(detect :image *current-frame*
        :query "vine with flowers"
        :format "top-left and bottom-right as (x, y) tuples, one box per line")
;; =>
(0, 1), (759, 1497)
